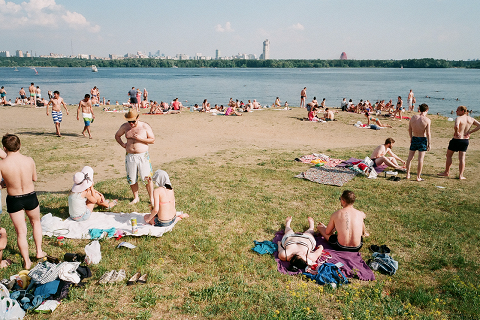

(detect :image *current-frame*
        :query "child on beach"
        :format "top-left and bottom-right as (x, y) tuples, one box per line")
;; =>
(0, 134), (46, 269)
(143, 170), (189, 227)
(68, 166), (117, 221)
(225, 105), (242, 116)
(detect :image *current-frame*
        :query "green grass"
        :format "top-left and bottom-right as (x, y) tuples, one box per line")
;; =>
(1, 145), (479, 319)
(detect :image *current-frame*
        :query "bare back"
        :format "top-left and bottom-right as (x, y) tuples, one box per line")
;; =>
(0, 152), (36, 196)
(153, 187), (176, 221)
(409, 114), (431, 137)
(455, 115), (476, 139)
(327, 206), (365, 247)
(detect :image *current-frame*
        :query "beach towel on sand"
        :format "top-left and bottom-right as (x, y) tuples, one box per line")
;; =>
(272, 231), (375, 281)
(41, 212), (181, 239)
(295, 166), (358, 187)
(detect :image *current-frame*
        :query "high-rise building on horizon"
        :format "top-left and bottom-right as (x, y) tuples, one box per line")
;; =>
(0, 51), (11, 57)
(340, 52), (347, 60)
(263, 39), (270, 60)
(216, 49), (220, 60)
(16, 50), (23, 57)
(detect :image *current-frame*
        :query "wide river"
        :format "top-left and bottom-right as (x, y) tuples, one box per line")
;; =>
(1, 67), (479, 116)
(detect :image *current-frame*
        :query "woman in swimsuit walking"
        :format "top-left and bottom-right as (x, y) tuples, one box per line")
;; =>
(277, 216), (323, 271)
(144, 170), (189, 227)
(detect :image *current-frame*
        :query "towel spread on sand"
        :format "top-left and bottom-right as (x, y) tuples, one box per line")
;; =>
(295, 154), (344, 167)
(337, 157), (388, 174)
(295, 166), (358, 187)
(273, 231), (375, 281)
(41, 212), (180, 239)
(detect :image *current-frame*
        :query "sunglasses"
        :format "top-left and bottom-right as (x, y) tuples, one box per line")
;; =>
(128, 120), (136, 124)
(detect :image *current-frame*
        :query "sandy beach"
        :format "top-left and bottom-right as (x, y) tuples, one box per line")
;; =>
(0, 105), (477, 193)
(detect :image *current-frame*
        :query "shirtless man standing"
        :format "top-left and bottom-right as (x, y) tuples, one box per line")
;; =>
(317, 190), (369, 252)
(0, 87), (6, 105)
(438, 106), (480, 180)
(370, 138), (406, 170)
(300, 87), (307, 108)
(0, 134), (46, 269)
(28, 83), (36, 106)
(77, 93), (95, 139)
(19, 87), (26, 103)
(408, 90), (414, 111)
(46, 90), (69, 137)
(115, 109), (155, 205)
(406, 103), (431, 181)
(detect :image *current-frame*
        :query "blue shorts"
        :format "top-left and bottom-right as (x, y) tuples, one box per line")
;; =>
(154, 216), (176, 227)
(410, 136), (428, 152)
(84, 120), (91, 126)
(52, 110), (62, 123)
(71, 208), (92, 222)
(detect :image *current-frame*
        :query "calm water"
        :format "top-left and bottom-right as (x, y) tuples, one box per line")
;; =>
(1, 67), (479, 116)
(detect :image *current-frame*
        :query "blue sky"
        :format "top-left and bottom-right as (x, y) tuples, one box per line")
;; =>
(1, 0), (478, 60)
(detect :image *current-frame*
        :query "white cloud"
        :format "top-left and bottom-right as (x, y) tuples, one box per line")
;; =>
(215, 21), (234, 33)
(0, 0), (99, 32)
(291, 23), (305, 31)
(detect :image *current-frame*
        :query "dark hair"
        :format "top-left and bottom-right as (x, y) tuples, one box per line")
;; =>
(53, 90), (60, 95)
(2, 134), (21, 152)
(85, 94), (90, 98)
(419, 103), (429, 112)
(385, 138), (395, 145)
(340, 190), (356, 205)
(288, 254), (308, 272)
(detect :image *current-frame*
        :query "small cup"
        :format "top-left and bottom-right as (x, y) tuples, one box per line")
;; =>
(57, 236), (65, 246)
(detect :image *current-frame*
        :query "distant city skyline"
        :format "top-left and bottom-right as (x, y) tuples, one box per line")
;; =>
(0, 0), (479, 60)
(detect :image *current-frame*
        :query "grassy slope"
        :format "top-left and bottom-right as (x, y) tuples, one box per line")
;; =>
(0, 139), (479, 319)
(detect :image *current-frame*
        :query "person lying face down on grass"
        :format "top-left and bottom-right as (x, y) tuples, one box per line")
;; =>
(68, 166), (117, 222)
(277, 216), (324, 271)
(317, 190), (369, 252)
(144, 170), (189, 227)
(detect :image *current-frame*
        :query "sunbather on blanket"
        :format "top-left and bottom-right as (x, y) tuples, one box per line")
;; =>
(277, 217), (324, 271)
(317, 190), (369, 252)
(370, 138), (406, 170)
(68, 166), (117, 222)
(144, 170), (189, 227)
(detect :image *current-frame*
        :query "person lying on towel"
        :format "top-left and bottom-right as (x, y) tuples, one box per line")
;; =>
(144, 170), (189, 227)
(277, 217), (324, 271)
(68, 166), (117, 222)
(317, 190), (369, 252)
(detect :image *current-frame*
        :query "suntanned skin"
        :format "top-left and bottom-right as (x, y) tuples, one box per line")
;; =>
(406, 107), (431, 181)
(28, 83), (35, 105)
(277, 217), (323, 263)
(77, 95), (95, 139)
(143, 182), (189, 225)
(395, 96), (403, 121)
(115, 117), (155, 205)
(0, 150), (9, 268)
(46, 92), (69, 137)
(371, 142), (406, 169)
(0, 145), (46, 269)
(408, 90), (414, 111)
(438, 107), (480, 179)
(317, 198), (369, 247)
(300, 87), (307, 108)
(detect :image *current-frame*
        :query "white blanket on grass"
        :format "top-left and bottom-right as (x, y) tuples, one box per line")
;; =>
(41, 211), (179, 239)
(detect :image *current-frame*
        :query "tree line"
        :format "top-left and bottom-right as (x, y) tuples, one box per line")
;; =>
(0, 57), (479, 68)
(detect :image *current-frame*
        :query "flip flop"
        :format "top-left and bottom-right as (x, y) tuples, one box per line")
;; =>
(127, 272), (141, 286)
(394, 177), (401, 181)
(369, 245), (381, 253)
(137, 273), (148, 285)
(380, 245), (391, 254)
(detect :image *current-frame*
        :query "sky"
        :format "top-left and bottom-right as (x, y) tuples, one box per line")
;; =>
(0, 0), (479, 60)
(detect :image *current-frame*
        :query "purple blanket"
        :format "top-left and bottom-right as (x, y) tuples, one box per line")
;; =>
(273, 231), (375, 281)
(337, 157), (387, 173)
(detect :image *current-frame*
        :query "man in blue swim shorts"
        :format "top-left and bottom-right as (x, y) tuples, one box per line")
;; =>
(406, 103), (431, 181)
(46, 90), (69, 137)
(115, 109), (156, 205)
(438, 106), (480, 180)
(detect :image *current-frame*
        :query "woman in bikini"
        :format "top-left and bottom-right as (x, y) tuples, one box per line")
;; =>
(144, 170), (189, 227)
(277, 216), (323, 271)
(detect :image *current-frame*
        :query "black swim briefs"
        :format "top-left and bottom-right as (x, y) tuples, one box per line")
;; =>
(327, 234), (363, 252)
(6, 191), (39, 213)
(448, 138), (469, 152)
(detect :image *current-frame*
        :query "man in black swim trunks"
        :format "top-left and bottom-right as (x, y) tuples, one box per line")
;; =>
(438, 106), (480, 180)
(0, 134), (46, 269)
(406, 103), (431, 181)
(317, 190), (369, 252)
